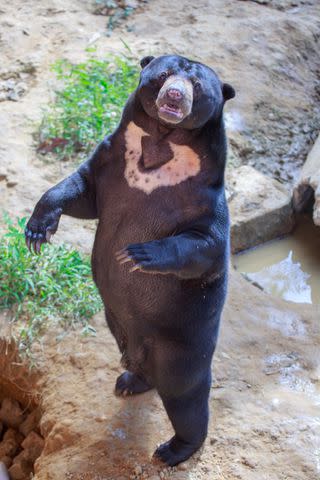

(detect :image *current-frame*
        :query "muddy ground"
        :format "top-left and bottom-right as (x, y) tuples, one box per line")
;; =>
(0, 0), (320, 479)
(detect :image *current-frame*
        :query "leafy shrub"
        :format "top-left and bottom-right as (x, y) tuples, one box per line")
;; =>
(38, 56), (139, 161)
(0, 216), (102, 352)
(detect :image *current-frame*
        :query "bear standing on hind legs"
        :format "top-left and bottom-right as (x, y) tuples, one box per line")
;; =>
(25, 54), (235, 466)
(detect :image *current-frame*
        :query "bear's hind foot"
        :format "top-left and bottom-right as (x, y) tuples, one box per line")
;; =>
(115, 371), (153, 397)
(153, 435), (201, 466)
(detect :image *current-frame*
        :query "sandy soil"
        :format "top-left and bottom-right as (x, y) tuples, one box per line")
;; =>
(0, 1), (320, 479)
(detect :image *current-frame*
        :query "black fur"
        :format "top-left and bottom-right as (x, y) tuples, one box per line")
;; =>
(25, 55), (234, 466)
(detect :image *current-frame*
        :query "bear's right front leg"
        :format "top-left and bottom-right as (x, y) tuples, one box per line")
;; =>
(25, 168), (98, 253)
(25, 138), (112, 253)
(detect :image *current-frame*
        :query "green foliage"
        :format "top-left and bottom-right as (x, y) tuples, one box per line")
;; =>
(38, 56), (139, 161)
(0, 216), (103, 353)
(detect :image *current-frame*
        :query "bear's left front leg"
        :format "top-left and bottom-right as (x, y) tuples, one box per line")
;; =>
(116, 219), (226, 279)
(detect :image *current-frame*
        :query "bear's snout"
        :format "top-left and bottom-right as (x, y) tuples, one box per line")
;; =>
(167, 87), (183, 101)
(156, 75), (193, 124)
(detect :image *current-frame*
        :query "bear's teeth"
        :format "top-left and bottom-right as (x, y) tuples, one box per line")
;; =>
(161, 104), (183, 116)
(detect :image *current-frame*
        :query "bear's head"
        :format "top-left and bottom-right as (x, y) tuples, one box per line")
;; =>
(137, 54), (235, 130)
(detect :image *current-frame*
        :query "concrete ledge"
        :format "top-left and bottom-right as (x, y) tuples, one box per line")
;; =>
(227, 166), (294, 253)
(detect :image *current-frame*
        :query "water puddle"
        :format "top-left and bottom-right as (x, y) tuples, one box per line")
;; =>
(264, 352), (320, 407)
(233, 215), (320, 304)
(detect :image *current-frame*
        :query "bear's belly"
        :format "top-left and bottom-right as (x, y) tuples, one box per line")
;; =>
(92, 220), (226, 334)
(92, 163), (220, 328)
(91, 215), (187, 324)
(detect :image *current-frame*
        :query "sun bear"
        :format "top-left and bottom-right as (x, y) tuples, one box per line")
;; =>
(25, 54), (235, 466)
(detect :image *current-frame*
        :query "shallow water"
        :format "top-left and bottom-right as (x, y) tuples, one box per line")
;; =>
(233, 215), (320, 304)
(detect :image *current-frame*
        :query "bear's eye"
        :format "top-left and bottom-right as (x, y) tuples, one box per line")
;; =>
(159, 71), (168, 82)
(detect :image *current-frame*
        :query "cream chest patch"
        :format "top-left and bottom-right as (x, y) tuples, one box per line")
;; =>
(124, 121), (201, 194)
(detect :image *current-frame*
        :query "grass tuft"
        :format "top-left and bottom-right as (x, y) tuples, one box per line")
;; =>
(38, 56), (139, 161)
(0, 216), (103, 354)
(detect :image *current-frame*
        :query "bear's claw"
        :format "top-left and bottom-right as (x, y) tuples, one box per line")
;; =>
(115, 242), (161, 273)
(115, 371), (153, 397)
(25, 229), (44, 254)
(24, 207), (62, 254)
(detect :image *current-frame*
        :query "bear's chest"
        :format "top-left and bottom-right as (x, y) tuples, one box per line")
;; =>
(123, 121), (201, 195)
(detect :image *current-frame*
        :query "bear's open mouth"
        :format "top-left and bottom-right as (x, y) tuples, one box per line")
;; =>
(158, 103), (184, 119)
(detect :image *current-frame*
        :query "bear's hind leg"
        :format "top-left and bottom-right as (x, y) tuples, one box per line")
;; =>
(115, 371), (153, 397)
(154, 372), (211, 466)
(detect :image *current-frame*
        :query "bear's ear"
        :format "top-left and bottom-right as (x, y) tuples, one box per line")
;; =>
(222, 83), (235, 101)
(140, 56), (155, 69)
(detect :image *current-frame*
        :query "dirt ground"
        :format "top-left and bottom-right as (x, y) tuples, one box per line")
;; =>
(0, 0), (320, 479)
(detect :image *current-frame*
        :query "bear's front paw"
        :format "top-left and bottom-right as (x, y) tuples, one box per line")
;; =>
(25, 207), (62, 254)
(115, 240), (169, 274)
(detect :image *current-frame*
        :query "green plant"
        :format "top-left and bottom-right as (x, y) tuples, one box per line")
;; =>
(38, 56), (139, 161)
(0, 216), (103, 353)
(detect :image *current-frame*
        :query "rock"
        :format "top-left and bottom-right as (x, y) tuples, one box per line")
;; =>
(21, 431), (44, 461)
(19, 409), (41, 437)
(7, 91), (20, 102)
(22, 445), (44, 464)
(3, 429), (23, 445)
(0, 462), (10, 480)
(0, 399), (25, 429)
(0, 422), (3, 438)
(0, 429), (23, 457)
(177, 462), (188, 470)
(0, 457), (12, 469)
(124, 0), (139, 8)
(8, 459), (33, 480)
(227, 166), (294, 253)
(293, 133), (320, 226)
(6, 180), (18, 188)
(134, 465), (143, 476)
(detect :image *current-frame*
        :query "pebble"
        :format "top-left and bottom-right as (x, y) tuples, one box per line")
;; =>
(134, 465), (143, 476)
(177, 462), (188, 470)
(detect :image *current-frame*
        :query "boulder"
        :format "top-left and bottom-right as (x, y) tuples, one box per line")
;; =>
(227, 165), (294, 253)
(293, 134), (320, 226)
